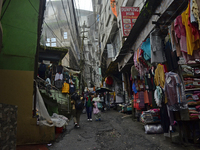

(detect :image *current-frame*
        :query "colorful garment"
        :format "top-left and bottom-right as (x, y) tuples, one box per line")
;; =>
(182, 3), (200, 55)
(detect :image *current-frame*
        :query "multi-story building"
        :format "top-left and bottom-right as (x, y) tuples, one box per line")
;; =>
(95, 0), (145, 103)
(41, 0), (81, 70)
(77, 8), (101, 88)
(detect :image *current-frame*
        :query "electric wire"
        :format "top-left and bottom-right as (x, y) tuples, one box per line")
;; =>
(28, 0), (65, 47)
(50, 0), (64, 41)
(88, 0), (109, 28)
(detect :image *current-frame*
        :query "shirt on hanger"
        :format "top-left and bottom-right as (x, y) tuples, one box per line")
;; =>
(150, 28), (166, 64)
(55, 73), (63, 81)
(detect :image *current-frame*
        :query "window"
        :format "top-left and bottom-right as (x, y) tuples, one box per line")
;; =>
(51, 38), (56, 42)
(64, 32), (67, 39)
(51, 43), (56, 47)
(46, 38), (57, 47)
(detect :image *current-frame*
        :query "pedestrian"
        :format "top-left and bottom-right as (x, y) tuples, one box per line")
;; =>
(71, 93), (84, 128)
(106, 92), (110, 110)
(100, 93), (105, 112)
(86, 92), (93, 121)
(92, 93), (101, 121)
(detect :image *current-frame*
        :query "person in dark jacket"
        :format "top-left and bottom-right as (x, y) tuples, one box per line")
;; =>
(85, 93), (93, 121)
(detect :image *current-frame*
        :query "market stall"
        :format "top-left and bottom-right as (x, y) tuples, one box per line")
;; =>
(130, 0), (200, 144)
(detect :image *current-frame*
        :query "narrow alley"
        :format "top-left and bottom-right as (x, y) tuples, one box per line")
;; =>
(49, 110), (197, 150)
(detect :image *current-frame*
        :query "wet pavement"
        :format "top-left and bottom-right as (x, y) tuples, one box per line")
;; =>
(48, 110), (200, 150)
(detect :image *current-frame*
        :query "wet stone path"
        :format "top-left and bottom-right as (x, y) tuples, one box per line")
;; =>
(49, 110), (199, 150)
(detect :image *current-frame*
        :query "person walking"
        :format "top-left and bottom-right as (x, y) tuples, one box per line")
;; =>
(86, 93), (93, 121)
(92, 93), (101, 121)
(71, 93), (84, 128)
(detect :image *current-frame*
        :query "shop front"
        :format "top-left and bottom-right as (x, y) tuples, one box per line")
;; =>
(115, 0), (200, 145)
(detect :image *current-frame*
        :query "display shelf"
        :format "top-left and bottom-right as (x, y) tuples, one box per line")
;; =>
(183, 75), (200, 78)
(180, 63), (200, 67)
(185, 88), (200, 92)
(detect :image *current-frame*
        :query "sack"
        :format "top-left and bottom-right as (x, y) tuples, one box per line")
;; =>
(75, 98), (84, 110)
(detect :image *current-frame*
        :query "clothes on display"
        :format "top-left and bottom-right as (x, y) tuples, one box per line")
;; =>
(129, 0), (200, 139)
(55, 73), (63, 81)
(150, 28), (166, 64)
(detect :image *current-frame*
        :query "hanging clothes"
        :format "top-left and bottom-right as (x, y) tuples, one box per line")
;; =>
(169, 23), (181, 57)
(131, 65), (139, 79)
(62, 82), (70, 93)
(190, 0), (197, 23)
(55, 73), (63, 81)
(192, 0), (200, 30)
(154, 86), (164, 107)
(154, 64), (165, 88)
(182, 3), (200, 55)
(174, 15), (188, 53)
(141, 38), (151, 60)
(150, 28), (166, 64)
(165, 72), (186, 107)
(164, 40), (179, 71)
(160, 104), (170, 133)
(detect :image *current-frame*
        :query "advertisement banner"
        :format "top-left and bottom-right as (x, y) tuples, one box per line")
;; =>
(121, 7), (140, 37)
(110, 0), (117, 17)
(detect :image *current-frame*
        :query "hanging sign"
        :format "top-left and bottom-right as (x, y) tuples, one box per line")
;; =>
(110, 0), (117, 17)
(120, 7), (140, 37)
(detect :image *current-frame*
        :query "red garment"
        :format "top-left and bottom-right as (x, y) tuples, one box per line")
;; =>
(134, 93), (141, 110)
(174, 15), (187, 53)
(160, 64), (168, 73)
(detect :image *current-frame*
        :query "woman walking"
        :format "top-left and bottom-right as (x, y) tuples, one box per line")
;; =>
(86, 93), (93, 121)
(93, 93), (101, 121)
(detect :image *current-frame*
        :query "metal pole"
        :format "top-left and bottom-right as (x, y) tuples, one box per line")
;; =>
(80, 21), (86, 95)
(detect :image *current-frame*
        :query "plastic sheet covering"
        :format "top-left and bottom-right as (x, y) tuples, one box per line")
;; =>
(36, 86), (52, 122)
(144, 124), (163, 134)
(35, 86), (68, 127)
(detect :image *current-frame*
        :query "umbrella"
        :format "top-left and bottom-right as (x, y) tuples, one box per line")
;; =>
(95, 87), (113, 93)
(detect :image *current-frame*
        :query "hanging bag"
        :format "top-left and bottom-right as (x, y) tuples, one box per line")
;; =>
(62, 82), (69, 93)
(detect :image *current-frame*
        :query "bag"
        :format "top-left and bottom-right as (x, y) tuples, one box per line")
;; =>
(62, 82), (69, 93)
(75, 98), (84, 110)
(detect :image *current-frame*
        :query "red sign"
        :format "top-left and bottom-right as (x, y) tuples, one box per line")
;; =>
(121, 7), (140, 37)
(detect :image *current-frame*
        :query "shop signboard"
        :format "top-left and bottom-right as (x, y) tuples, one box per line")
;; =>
(120, 7), (140, 37)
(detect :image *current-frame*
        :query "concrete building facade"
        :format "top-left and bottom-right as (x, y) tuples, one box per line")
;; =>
(77, 8), (101, 88)
(41, 0), (81, 70)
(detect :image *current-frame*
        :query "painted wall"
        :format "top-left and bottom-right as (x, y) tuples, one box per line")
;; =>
(0, 0), (55, 145)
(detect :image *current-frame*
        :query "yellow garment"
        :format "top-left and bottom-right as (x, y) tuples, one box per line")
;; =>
(192, 0), (200, 30)
(154, 64), (168, 103)
(154, 64), (165, 88)
(182, 3), (200, 55)
(62, 82), (70, 93)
